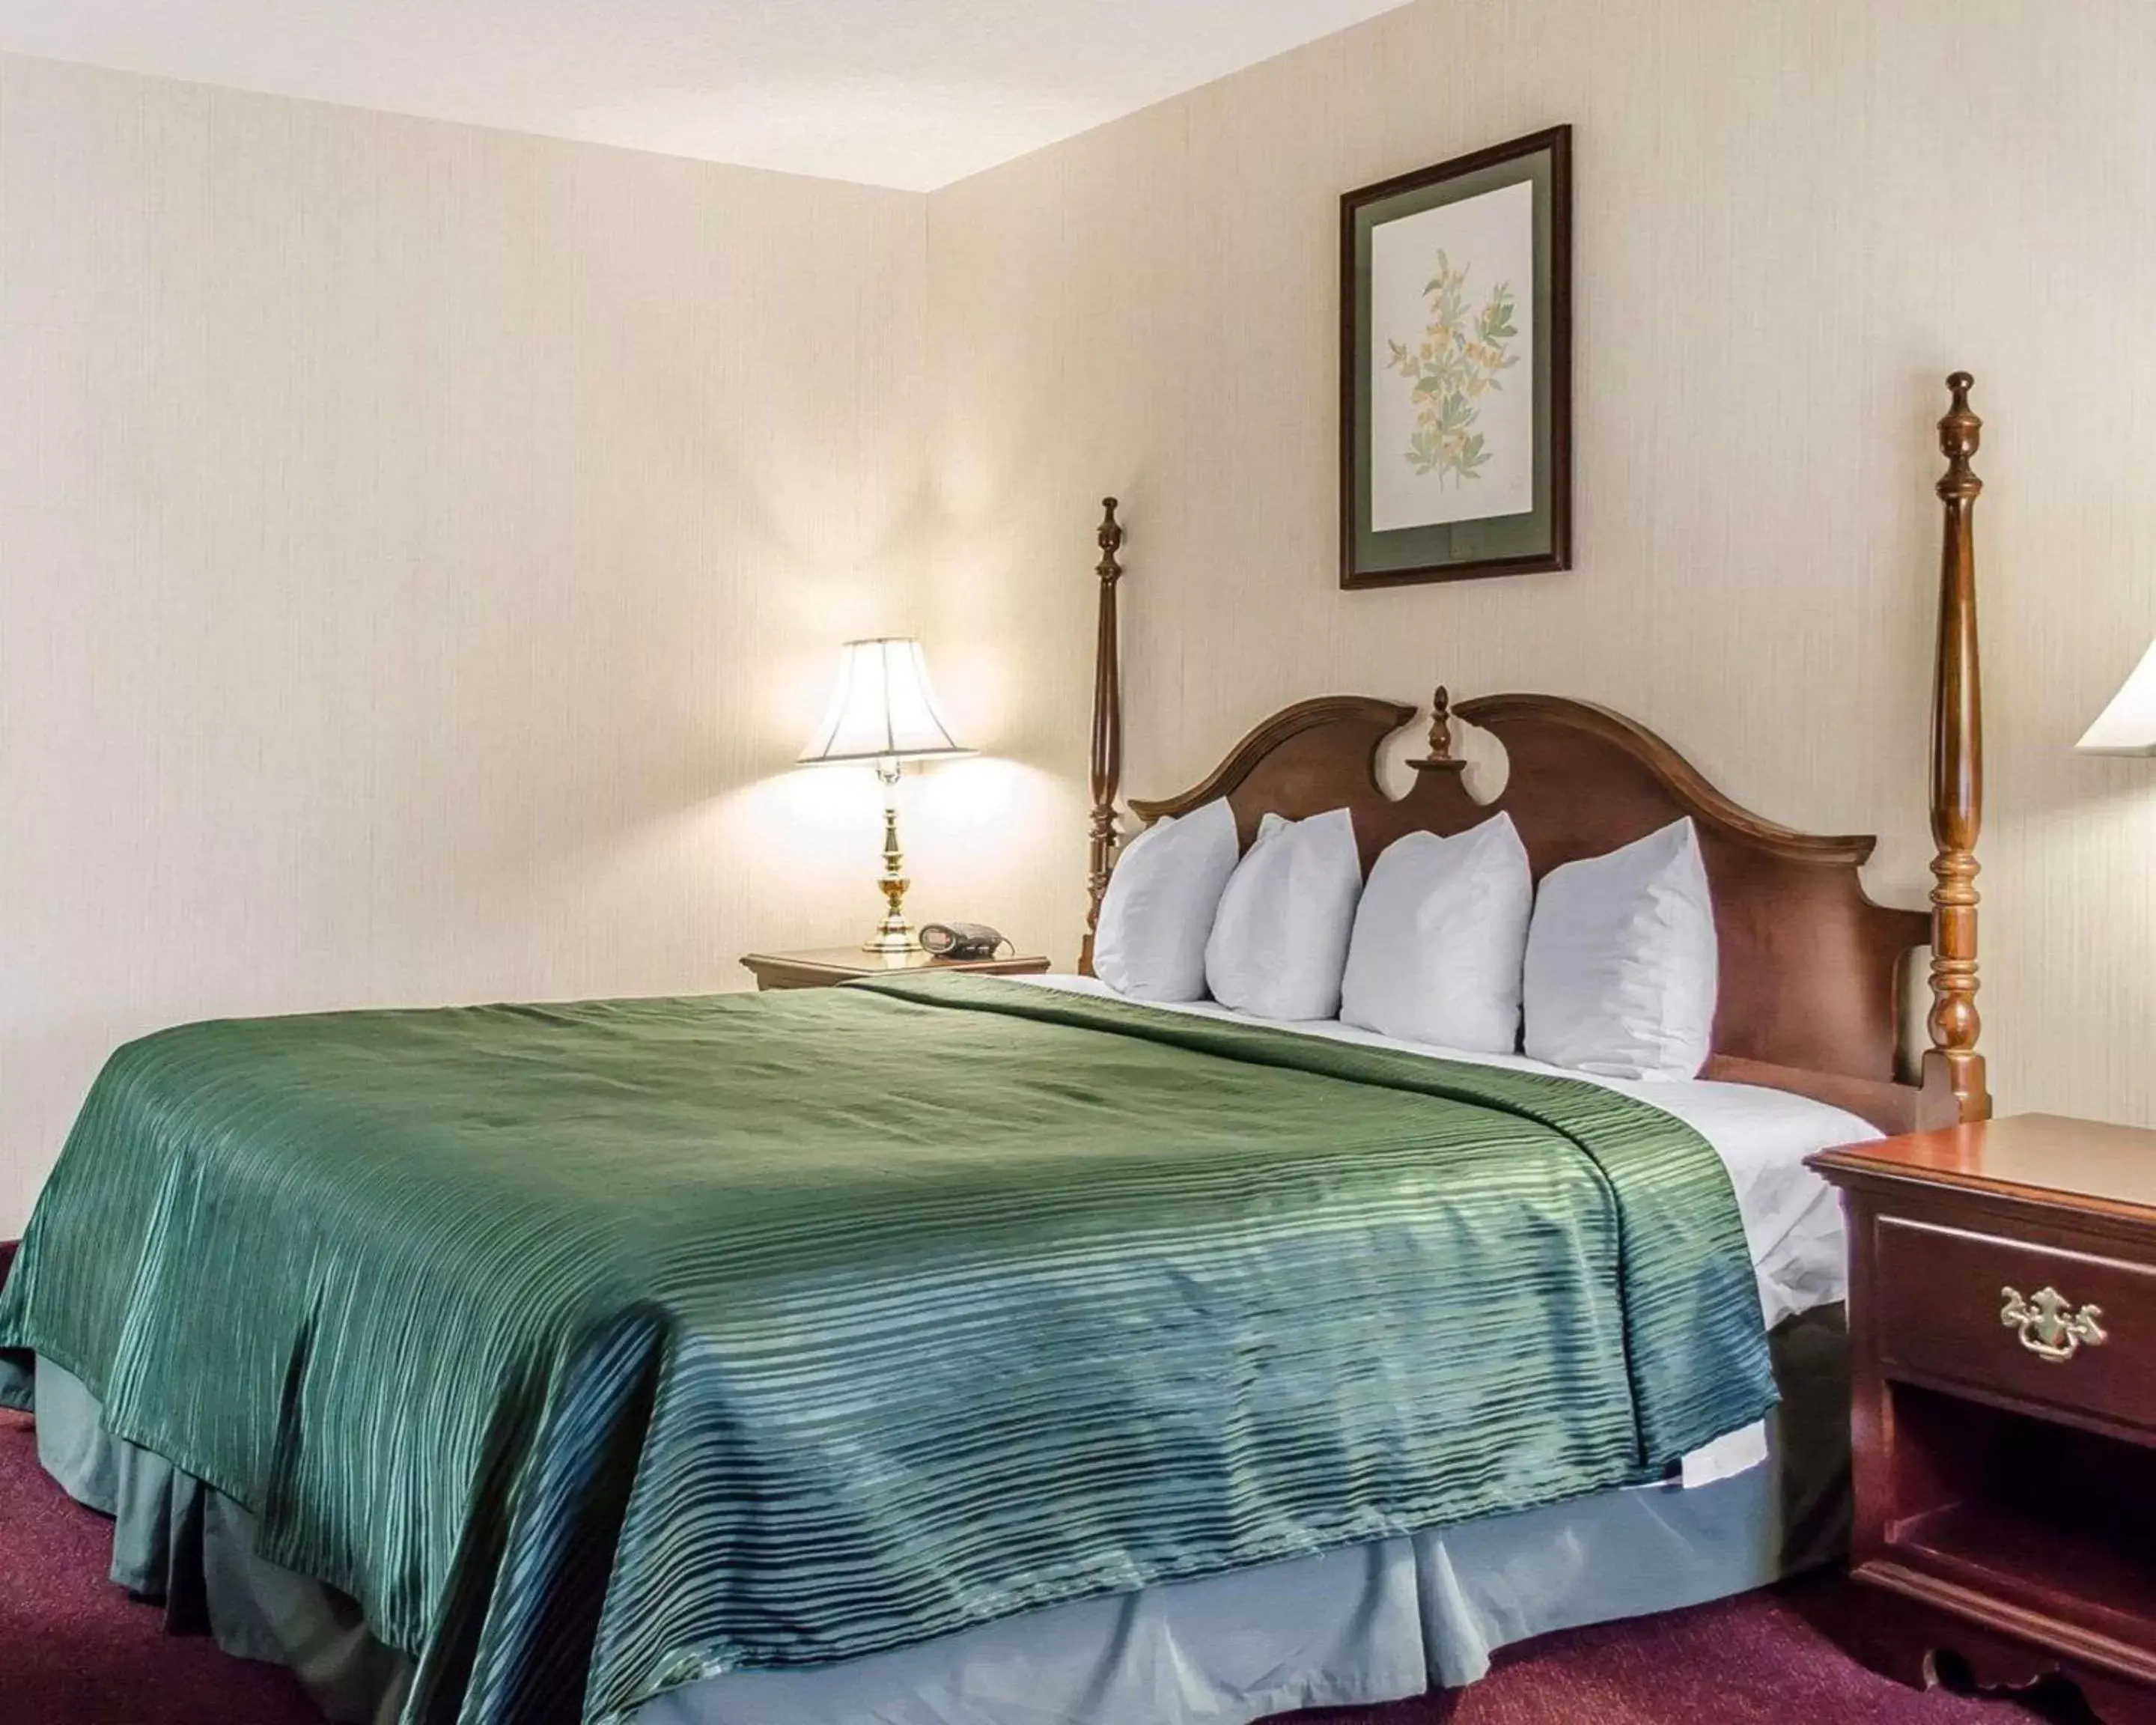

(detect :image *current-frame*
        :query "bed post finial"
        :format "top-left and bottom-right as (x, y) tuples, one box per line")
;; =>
(1922, 371), (1991, 1124)
(1080, 498), (1126, 975)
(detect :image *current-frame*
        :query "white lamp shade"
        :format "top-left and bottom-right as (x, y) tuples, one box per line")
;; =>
(800, 637), (972, 766)
(2078, 639), (2156, 755)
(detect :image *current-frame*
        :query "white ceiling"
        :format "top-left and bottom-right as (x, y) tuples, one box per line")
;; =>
(0, 1), (1415, 191)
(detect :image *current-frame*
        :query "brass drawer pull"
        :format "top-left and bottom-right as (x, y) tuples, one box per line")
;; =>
(2000, 1285), (2108, 1363)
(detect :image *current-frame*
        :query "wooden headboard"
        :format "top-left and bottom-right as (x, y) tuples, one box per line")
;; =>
(1079, 374), (1991, 1137)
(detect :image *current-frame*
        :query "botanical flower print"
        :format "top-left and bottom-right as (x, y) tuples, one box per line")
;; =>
(1383, 251), (1519, 485)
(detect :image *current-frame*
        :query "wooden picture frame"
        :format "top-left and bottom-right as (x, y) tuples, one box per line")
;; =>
(1340, 126), (1572, 588)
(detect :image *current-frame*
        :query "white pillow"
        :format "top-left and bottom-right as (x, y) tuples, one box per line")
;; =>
(1522, 817), (1718, 1080)
(1204, 808), (1363, 1020)
(1093, 798), (1240, 1001)
(1339, 814), (1532, 1054)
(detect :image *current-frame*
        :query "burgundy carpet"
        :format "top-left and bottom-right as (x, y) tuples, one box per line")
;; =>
(0, 1408), (318, 1724)
(0, 1405), (2074, 1725)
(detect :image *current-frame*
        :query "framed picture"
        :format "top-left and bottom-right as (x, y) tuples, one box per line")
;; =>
(1340, 125), (1571, 588)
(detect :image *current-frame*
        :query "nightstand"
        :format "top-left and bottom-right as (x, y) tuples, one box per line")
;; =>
(738, 946), (1050, 991)
(1809, 1114), (2156, 1723)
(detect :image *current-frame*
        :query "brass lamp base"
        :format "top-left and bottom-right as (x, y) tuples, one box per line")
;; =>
(862, 762), (919, 953)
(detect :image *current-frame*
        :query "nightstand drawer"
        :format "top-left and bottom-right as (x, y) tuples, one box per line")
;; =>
(1875, 1214), (2156, 1437)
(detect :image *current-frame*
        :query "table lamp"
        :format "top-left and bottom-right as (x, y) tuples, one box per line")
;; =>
(800, 637), (973, 952)
(2078, 640), (2156, 755)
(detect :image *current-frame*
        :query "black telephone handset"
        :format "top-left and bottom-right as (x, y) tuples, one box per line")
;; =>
(919, 922), (1009, 960)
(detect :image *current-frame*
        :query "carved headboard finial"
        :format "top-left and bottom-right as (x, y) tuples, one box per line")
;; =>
(1410, 683), (1466, 776)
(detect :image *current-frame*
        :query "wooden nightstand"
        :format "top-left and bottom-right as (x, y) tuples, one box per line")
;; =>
(738, 946), (1050, 991)
(1809, 1114), (2156, 1723)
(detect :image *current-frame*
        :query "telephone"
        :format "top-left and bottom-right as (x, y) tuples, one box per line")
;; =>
(919, 922), (1009, 960)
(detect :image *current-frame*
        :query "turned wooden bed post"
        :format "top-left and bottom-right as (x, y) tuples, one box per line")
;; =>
(1079, 498), (1126, 976)
(1924, 372), (1991, 1123)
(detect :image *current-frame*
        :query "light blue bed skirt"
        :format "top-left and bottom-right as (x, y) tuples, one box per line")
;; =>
(21, 1315), (1845, 1725)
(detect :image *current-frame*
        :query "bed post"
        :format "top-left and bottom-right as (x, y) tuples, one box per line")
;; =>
(1922, 372), (1991, 1125)
(1079, 498), (1126, 976)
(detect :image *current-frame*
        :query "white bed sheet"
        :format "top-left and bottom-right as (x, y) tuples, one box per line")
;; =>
(1013, 973), (1870, 1330)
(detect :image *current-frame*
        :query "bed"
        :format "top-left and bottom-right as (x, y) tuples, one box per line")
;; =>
(0, 375), (1993, 1725)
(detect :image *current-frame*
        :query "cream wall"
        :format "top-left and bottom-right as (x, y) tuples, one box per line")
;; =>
(0, 55), (928, 1231)
(7, 3), (2156, 1230)
(923, 0), (2156, 1128)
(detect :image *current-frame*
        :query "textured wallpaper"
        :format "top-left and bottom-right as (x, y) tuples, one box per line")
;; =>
(0, 55), (930, 1231)
(4, 1), (2154, 1230)
(921, 0), (2156, 1129)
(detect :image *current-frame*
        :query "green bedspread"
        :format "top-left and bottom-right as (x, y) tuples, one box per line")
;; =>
(0, 974), (1772, 1725)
